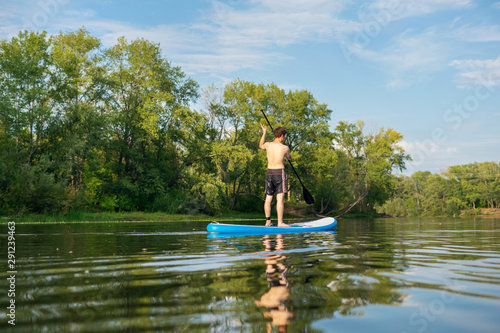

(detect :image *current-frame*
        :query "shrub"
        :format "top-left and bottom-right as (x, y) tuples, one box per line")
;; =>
(3, 157), (67, 214)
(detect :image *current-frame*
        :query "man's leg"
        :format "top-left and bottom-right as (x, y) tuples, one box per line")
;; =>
(264, 195), (273, 226)
(276, 193), (289, 227)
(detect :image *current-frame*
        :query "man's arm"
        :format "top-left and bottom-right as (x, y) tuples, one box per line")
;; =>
(259, 124), (267, 150)
(285, 146), (292, 161)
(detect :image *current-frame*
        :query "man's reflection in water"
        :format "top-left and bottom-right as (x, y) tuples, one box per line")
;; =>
(255, 234), (294, 332)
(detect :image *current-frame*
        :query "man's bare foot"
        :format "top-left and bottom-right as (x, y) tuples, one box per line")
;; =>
(277, 223), (290, 228)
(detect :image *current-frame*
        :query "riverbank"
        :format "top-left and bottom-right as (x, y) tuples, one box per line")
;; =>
(472, 208), (500, 217)
(2, 208), (498, 224)
(1, 211), (297, 224)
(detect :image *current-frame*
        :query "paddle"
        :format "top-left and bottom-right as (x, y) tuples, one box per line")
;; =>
(260, 109), (315, 205)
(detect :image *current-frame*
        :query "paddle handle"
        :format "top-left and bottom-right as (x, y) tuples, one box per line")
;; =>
(261, 110), (274, 132)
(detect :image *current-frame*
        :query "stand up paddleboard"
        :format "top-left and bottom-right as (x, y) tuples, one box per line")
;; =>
(207, 217), (337, 235)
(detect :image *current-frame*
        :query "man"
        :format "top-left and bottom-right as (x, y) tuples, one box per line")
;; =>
(259, 124), (291, 227)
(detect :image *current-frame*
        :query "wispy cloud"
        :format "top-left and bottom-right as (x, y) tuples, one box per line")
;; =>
(400, 140), (456, 156)
(345, 27), (451, 88)
(361, 0), (473, 22)
(450, 56), (500, 87)
(1, 0), (498, 90)
(169, 0), (351, 75)
(335, 0), (476, 87)
(400, 136), (500, 174)
(400, 139), (459, 173)
(448, 22), (500, 42)
(4, 0), (349, 78)
(0, 2), (27, 39)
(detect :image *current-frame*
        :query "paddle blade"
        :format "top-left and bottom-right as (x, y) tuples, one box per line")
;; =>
(303, 187), (315, 205)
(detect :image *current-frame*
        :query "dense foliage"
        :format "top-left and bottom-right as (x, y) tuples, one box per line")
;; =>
(376, 162), (500, 216)
(0, 30), (411, 216)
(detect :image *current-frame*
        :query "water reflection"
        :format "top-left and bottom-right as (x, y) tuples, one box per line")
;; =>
(3, 219), (500, 332)
(255, 234), (294, 332)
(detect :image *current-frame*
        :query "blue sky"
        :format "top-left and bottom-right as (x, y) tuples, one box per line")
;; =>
(1, 0), (499, 175)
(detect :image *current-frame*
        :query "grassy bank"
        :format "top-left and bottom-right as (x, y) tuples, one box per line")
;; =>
(1, 207), (406, 224)
(1, 210), (297, 224)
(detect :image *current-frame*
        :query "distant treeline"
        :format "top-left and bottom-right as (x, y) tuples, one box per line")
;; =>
(1, 29), (411, 216)
(376, 162), (500, 217)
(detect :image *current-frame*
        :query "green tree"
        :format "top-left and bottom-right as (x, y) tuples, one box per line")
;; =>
(404, 171), (431, 215)
(46, 28), (104, 193)
(330, 121), (410, 214)
(0, 30), (52, 164)
(0, 30), (62, 213)
(364, 126), (409, 206)
(101, 36), (199, 210)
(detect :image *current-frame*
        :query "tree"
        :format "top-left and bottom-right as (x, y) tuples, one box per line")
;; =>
(0, 30), (64, 213)
(101, 36), (199, 210)
(364, 126), (409, 206)
(376, 161), (499, 217)
(330, 121), (410, 215)
(0, 30), (52, 165)
(46, 28), (104, 191)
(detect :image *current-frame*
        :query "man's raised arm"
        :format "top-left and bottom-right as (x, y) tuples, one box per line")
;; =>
(259, 124), (267, 150)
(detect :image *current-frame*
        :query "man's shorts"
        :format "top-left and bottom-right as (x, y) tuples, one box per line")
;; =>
(265, 169), (288, 196)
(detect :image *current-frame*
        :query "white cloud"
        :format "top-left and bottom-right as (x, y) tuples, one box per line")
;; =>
(400, 140), (453, 155)
(0, 0), (351, 78)
(335, 0), (479, 87)
(1, 0), (498, 91)
(449, 23), (500, 42)
(170, 0), (356, 77)
(450, 57), (500, 87)
(0, 2), (27, 39)
(362, 0), (473, 22)
(207, 0), (347, 47)
(401, 136), (500, 174)
(346, 27), (451, 87)
(384, 28), (446, 71)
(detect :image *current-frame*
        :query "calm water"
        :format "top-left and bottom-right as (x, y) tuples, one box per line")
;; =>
(1, 217), (500, 332)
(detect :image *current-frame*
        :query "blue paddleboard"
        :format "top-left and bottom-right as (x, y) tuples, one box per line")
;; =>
(206, 217), (337, 234)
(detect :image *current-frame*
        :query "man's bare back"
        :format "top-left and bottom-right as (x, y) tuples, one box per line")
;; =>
(259, 125), (291, 169)
(263, 142), (291, 169)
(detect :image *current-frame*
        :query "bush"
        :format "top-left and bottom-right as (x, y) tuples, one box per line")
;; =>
(375, 197), (407, 217)
(462, 208), (480, 217)
(2, 157), (67, 214)
(149, 191), (184, 214)
(100, 194), (119, 212)
(118, 194), (134, 211)
(178, 196), (206, 215)
(235, 194), (262, 213)
(445, 201), (460, 216)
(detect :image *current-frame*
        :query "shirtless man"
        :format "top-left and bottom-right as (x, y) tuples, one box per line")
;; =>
(259, 124), (292, 227)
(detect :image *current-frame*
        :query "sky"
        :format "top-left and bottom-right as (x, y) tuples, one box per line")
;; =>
(1, 0), (499, 175)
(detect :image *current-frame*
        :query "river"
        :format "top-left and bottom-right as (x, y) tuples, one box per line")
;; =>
(1, 217), (499, 332)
